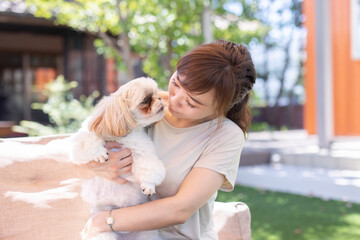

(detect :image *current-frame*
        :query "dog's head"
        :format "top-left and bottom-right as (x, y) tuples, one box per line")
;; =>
(88, 77), (165, 138)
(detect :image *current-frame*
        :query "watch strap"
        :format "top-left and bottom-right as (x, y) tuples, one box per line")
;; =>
(106, 210), (115, 232)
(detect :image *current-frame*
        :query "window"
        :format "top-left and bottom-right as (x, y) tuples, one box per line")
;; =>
(0, 53), (58, 122)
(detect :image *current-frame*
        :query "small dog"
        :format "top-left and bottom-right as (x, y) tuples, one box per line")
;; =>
(69, 77), (166, 240)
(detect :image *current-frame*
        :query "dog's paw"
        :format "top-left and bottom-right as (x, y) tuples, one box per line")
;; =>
(92, 147), (108, 163)
(140, 183), (156, 196)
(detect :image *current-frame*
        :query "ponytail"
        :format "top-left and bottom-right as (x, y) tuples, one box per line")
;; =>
(226, 94), (252, 135)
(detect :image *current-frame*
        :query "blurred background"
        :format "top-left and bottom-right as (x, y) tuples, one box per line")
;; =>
(1, 0), (360, 239)
(0, 0), (359, 141)
(0, 0), (308, 136)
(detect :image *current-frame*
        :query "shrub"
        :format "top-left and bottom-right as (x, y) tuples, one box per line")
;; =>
(13, 75), (99, 136)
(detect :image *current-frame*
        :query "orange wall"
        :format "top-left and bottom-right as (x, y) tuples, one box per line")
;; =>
(303, 0), (317, 135)
(304, 0), (360, 136)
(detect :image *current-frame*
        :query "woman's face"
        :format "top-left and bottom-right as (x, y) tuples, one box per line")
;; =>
(168, 71), (217, 122)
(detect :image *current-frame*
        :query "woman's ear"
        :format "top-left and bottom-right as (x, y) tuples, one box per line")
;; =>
(89, 94), (137, 137)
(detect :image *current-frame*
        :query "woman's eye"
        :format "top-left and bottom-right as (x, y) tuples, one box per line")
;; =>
(172, 79), (179, 87)
(186, 100), (195, 108)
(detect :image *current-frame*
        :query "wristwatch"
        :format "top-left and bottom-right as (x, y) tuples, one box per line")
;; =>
(106, 210), (115, 232)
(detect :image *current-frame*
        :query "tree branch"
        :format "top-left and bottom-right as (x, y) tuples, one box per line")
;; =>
(97, 32), (122, 56)
(274, 28), (293, 107)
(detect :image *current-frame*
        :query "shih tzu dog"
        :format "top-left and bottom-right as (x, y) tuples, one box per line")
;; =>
(69, 77), (166, 240)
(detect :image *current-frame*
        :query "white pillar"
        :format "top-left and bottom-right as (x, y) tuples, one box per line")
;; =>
(202, 0), (213, 43)
(315, 0), (334, 148)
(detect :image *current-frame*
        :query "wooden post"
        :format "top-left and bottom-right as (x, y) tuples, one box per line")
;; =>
(22, 54), (32, 121)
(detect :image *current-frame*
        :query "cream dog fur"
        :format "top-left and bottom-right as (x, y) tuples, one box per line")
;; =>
(69, 77), (166, 240)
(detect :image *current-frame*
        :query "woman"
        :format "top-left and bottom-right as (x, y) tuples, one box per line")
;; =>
(80, 40), (256, 239)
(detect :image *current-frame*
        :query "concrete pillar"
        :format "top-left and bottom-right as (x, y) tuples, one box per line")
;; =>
(202, 0), (213, 43)
(315, 0), (334, 148)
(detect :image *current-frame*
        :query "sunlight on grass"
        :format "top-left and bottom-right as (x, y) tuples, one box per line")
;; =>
(216, 186), (360, 240)
(338, 213), (360, 237)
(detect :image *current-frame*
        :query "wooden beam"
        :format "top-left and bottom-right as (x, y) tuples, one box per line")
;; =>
(0, 32), (63, 54)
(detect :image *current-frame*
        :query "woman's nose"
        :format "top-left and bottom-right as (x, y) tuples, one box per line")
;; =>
(172, 89), (185, 106)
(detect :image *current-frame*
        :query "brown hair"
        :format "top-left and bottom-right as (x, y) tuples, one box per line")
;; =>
(176, 40), (256, 134)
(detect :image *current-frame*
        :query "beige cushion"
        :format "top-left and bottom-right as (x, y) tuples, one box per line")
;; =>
(214, 201), (251, 240)
(0, 136), (251, 240)
(0, 136), (89, 240)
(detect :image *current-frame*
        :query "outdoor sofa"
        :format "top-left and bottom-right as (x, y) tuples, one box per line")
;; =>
(0, 135), (251, 240)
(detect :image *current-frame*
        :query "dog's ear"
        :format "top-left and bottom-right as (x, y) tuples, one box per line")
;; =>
(89, 94), (137, 137)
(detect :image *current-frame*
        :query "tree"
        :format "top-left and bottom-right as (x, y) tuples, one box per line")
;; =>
(249, 0), (305, 108)
(239, 0), (305, 129)
(25, 0), (265, 88)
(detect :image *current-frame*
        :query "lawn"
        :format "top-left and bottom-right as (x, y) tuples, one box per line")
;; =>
(216, 185), (360, 240)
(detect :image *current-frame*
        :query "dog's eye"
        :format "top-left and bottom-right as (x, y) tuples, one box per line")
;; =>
(141, 96), (152, 104)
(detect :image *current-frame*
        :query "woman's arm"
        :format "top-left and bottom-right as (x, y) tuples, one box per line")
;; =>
(82, 167), (225, 237)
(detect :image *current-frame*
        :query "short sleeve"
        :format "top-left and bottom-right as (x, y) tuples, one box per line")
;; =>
(194, 120), (245, 192)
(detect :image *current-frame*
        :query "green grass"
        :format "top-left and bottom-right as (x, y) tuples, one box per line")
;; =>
(216, 186), (360, 240)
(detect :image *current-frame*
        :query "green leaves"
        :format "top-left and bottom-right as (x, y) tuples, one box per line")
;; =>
(24, 0), (265, 89)
(13, 75), (98, 136)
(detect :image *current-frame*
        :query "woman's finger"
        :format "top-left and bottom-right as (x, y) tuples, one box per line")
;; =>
(106, 160), (132, 179)
(116, 148), (132, 160)
(118, 154), (133, 168)
(77, 146), (133, 183)
(105, 152), (132, 170)
(105, 141), (122, 150)
(117, 164), (132, 175)
(106, 148), (131, 163)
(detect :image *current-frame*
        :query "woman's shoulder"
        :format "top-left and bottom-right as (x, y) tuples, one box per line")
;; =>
(210, 118), (245, 145)
(221, 118), (244, 136)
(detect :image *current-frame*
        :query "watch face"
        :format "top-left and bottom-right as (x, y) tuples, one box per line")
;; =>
(107, 216), (115, 225)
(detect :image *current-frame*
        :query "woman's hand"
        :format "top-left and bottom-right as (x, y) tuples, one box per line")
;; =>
(74, 141), (133, 184)
(80, 211), (108, 239)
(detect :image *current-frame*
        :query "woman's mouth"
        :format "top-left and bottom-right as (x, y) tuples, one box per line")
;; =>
(168, 105), (177, 113)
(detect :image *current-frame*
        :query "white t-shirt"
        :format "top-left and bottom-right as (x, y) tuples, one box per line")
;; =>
(147, 117), (245, 240)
